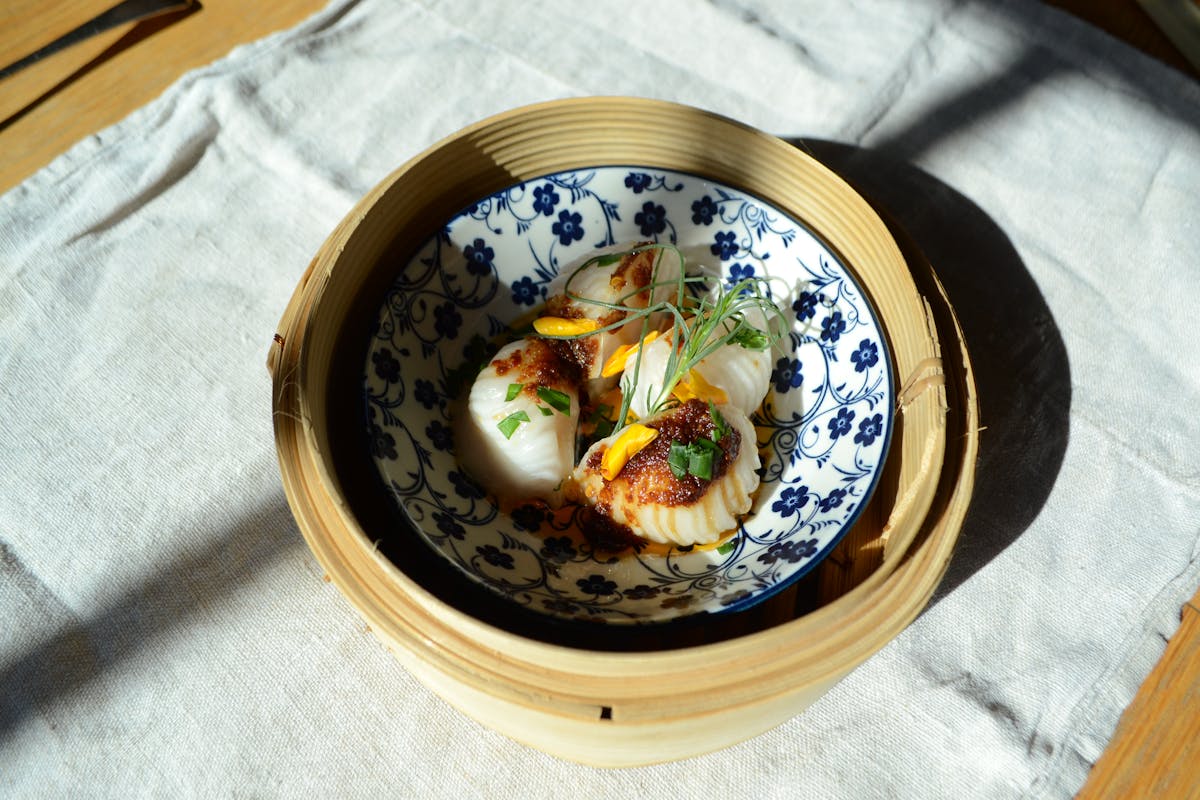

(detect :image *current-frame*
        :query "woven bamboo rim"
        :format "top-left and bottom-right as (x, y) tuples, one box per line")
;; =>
(269, 98), (966, 765)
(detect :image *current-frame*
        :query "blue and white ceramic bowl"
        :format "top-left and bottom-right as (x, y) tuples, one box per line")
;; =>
(362, 166), (893, 624)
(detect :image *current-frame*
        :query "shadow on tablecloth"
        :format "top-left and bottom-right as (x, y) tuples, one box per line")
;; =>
(0, 495), (301, 742)
(792, 137), (1072, 604)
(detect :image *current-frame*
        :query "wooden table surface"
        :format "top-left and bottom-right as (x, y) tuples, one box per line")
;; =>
(2, 1), (1197, 796)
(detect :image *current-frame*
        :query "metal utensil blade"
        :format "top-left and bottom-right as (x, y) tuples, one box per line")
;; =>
(0, 0), (195, 81)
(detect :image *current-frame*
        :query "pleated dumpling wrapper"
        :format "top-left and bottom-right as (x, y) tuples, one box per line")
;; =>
(457, 338), (580, 508)
(570, 399), (760, 547)
(618, 323), (773, 421)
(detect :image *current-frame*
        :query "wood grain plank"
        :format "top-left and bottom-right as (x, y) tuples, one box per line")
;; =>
(0, 0), (326, 193)
(1045, 0), (1200, 79)
(1077, 590), (1200, 798)
(0, 0), (129, 125)
(1, 0), (113, 59)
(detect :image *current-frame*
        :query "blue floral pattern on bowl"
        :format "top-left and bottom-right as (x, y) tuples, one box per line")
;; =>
(363, 167), (893, 624)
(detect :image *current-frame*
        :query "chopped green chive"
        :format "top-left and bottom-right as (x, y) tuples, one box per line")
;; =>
(497, 410), (530, 439)
(536, 386), (571, 415)
(537, 405), (554, 416)
(505, 383), (523, 402)
(668, 437), (720, 481)
(668, 440), (690, 480)
(593, 253), (624, 267)
(708, 401), (728, 441)
(688, 443), (715, 480)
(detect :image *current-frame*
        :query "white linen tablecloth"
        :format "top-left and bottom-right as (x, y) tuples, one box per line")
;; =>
(3, 1), (1199, 797)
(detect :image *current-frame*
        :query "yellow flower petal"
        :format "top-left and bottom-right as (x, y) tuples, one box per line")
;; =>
(600, 424), (659, 481)
(601, 344), (634, 378)
(671, 369), (729, 405)
(533, 317), (600, 337)
(596, 387), (624, 410)
(600, 330), (659, 377)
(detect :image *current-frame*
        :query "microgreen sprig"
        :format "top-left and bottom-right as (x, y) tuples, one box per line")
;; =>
(539, 243), (788, 432)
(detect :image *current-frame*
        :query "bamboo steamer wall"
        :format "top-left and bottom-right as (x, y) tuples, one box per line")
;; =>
(269, 97), (977, 767)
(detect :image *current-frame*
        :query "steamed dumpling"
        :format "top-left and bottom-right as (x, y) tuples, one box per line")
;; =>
(620, 331), (772, 420)
(544, 243), (682, 392)
(457, 338), (580, 507)
(569, 399), (760, 547)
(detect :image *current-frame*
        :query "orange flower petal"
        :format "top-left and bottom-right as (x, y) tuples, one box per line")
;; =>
(533, 317), (600, 337)
(600, 423), (659, 481)
(601, 344), (634, 378)
(671, 369), (729, 405)
(600, 330), (659, 377)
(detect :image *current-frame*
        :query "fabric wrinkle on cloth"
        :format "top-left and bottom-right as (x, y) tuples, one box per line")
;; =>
(1, 0), (1199, 797)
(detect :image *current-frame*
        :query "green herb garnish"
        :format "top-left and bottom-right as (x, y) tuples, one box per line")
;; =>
(589, 404), (615, 438)
(505, 383), (523, 402)
(497, 410), (531, 439)
(689, 437), (718, 480)
(668, 437), (720, 481)
(593, 252), (624, 267)
(537, 405), (554, 416)
(536, 386), (571, 415)
(729, 325), (771, 350)
(552, 242), (787, 433)
(708, 401), (728, 442)
(667, 440), (690, 479)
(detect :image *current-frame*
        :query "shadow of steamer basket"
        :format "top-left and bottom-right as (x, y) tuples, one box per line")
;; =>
(269, 97), (976, 767)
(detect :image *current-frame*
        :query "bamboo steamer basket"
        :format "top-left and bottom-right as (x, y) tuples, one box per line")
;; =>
(269, 97), (976, 766)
